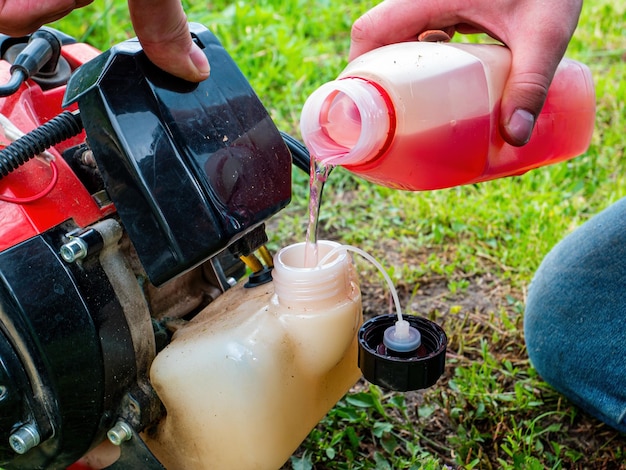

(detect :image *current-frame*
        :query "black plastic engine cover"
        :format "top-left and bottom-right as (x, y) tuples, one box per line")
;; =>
(63, 23), (292, 285)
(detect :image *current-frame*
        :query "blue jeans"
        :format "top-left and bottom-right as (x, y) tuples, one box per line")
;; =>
(524, 197), (626, 433)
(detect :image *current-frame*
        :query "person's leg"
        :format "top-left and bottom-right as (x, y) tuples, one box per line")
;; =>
(524, 197), (626, 432)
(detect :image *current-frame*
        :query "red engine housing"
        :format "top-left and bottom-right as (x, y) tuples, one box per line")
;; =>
(0, 42), (114, 252)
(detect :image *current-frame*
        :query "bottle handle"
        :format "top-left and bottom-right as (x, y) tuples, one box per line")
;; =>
(417, 29), (452, 43)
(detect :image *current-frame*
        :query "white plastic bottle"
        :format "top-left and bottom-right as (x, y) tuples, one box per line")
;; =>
(143, 240), (363, 470)
(300, 41), (595, 190)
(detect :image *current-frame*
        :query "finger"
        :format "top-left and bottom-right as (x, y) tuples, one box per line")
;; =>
(500, 53), (558, 146)
(350, 0), (443, 60)
(128, 0), (210, 82)
(0, 0), (93, 36)
(500, 16), (580, 145)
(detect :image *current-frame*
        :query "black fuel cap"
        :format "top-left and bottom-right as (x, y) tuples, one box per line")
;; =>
(358, 314), (447, 391)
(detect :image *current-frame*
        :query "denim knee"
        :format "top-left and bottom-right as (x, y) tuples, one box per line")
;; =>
(524, 198), (626, 433)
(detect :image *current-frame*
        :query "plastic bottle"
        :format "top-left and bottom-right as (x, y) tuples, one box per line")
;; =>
(300, 41), (596, 191)
(143, 240), (363, 470)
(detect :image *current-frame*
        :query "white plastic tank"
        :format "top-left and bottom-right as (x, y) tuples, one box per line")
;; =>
(144, 240), (363, 469)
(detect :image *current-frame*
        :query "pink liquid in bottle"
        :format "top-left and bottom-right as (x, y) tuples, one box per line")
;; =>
(300, 42), (596, 191)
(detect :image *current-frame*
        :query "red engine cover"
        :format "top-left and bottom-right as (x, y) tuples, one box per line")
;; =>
(0, 42), (115, 252)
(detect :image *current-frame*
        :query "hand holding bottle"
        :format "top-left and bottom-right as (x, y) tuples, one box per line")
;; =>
(349, 0), (583, 146)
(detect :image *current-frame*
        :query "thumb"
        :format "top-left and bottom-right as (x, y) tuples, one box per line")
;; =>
(500, 33), (573, 146)
(128, 0), (210, 82)
(499, 57), (554, 146)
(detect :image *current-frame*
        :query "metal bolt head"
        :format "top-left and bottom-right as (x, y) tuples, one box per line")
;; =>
(107, 421), (133, 446)
(9, 423), (41, 454)
(60, 238), (88, 263)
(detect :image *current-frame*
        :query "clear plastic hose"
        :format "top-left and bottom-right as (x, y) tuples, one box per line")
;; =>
(317, 244), (403, 323)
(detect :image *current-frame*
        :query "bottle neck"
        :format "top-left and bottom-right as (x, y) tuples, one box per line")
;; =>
(300, 77), (395, 166)
(272, 241), (354, 307)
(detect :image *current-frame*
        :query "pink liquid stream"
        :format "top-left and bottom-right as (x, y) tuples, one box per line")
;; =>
(304, 156), (333, 267)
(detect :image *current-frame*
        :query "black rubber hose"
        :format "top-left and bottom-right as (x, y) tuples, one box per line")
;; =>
(0, 28), (61, 97)
(0, 110), (83, 179)
(0, 69), (27, 97)
(280, 131), (310, 174)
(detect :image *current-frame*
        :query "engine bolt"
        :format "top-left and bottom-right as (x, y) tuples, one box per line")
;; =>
(107, 421), (133, 446)
(9, 423), (41, 454)
(60, 238), (88, 263)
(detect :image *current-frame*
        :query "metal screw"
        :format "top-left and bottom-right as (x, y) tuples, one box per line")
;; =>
(59, 238), (88, 263)
(107, 421), (133, 446)
(9, 423), (41, 454)
(80, 149), (97, 167)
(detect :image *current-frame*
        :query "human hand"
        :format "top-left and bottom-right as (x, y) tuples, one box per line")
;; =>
(0, 0), (93, 36)
(349, 0), (583, 146)
(0, 0), (209, 82)
(128, 0), (210, 82)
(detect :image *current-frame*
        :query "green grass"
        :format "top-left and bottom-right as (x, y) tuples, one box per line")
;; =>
(53, 0), (626, 468)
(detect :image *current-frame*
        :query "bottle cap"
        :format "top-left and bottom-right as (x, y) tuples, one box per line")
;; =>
(358, 314), (447, 391)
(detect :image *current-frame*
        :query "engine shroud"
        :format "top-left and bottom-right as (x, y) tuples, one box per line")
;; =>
(63, 23), (292, 285)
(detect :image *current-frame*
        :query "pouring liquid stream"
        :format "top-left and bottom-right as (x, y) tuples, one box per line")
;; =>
(304, 156), (333, 267)
(303, 151), (419, 353)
